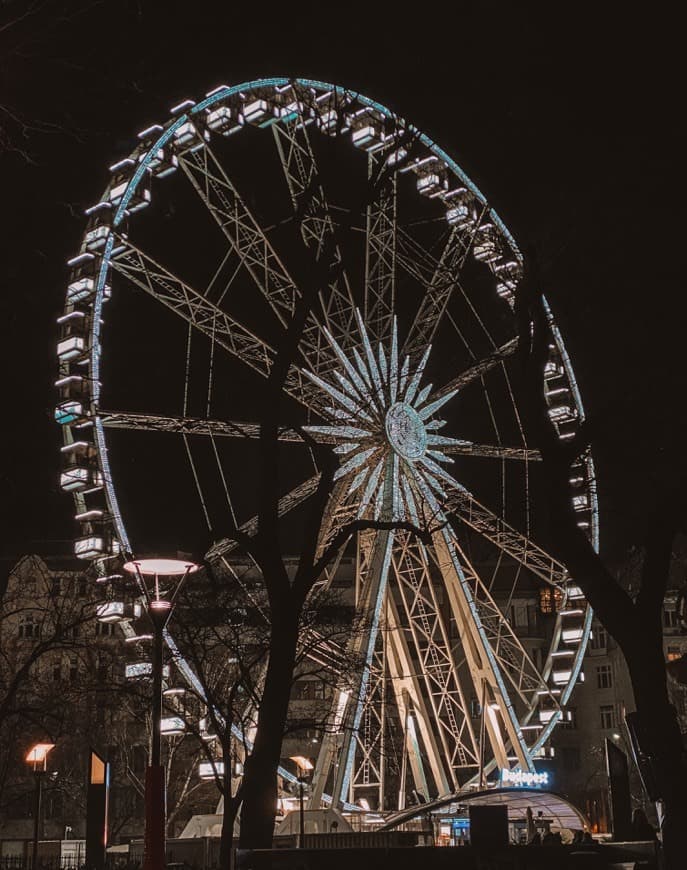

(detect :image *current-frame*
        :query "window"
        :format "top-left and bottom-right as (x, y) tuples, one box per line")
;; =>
(560, 706), (577, 729)
(590, 624), (608, 651)
(291, 680), (327, 701)
(596, 664), (613, 689)
(510, 605), (528, 628)
(667, 646), (682, 662)
(69, 657), (79, 682)
(664, 608), (679, 630)
(540, 588), (563, 614)
(52, 662), (61, 682)
(78, 578), (88, 597)
(600, 705), (616, 729)
(18, 616), (39, 639)
(96, 622), (115, 637)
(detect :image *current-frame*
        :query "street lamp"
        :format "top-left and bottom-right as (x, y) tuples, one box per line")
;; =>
(123, 558), (199, 870)
(26, 743), (55, 869)
(289, 756), (313, 848)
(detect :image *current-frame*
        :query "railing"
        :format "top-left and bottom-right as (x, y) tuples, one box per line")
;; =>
(0, 860), (85, 870)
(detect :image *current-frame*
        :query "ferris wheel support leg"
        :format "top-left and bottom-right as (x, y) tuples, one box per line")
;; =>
(431, 529), (535, 774)
(385, 603), (451, 800)
(309, 525), (395, 808)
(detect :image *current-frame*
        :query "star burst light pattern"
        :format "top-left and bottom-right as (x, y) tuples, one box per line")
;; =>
(304, 312), (464, 524)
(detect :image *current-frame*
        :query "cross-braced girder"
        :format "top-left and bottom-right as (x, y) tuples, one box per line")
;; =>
(391, 532), (479, 779)
(364, 152), (397, 345)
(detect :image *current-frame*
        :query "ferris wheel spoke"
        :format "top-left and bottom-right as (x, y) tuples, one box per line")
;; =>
(432, 337), (519, 401)
(429, 528), (537, 772)
(109, 239), (324, 415)
(390, 532), (480, 785)
(178, 144), (298, 325)
(442, 441), (541, 461)
(110, 239), (273, 374)
(272, 107), (358, 353)
(401, 220), (482, 359)
(178, 143), (343, 383)
(98, 411), (313, 443)
(363, 151), (397, 345)
(439, 531), (552, 704)
(444, 484), (569, 591)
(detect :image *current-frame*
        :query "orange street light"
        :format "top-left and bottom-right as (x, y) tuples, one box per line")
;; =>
(25, 743), (55, 771)
(289, 756), (314, 847)
(26, 743), (55, 867)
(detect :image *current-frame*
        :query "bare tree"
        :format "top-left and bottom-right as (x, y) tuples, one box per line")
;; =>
(517, 252), (687, 868)
(170, 558), (372, 866)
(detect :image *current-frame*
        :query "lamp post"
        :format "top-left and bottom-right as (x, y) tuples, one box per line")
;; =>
(26, 743), (55, 869)
(289, 756), (313, 848)
(123, 558), (199, 870)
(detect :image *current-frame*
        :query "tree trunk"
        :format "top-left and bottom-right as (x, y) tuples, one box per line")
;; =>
(239, 614), (299, 849)
(219, 798), (237, 870)
(625, 642), (687, 870)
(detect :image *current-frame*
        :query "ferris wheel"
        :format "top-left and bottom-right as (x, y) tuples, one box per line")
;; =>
(55, 78), (597, 811)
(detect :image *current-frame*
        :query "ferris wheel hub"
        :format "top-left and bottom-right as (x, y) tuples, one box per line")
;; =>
(385, 402), (427, 461)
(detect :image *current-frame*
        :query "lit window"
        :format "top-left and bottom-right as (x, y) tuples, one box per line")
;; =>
(596, 665), (613, 689)
(560, 706), (577, 729)
(540, 588), (563, 614)
(667, 646), (682, 662)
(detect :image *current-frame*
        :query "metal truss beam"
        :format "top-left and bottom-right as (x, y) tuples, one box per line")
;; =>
(99, 411), (301, 441)
(384, 603), (449, 801)
(430, 527), (533, 772)
(364, 152), (397, 345)
(434, 532), (551, 711)
(110, 239), (274, 376)
(110, 239), (323, 414)
(179, 144), (342, 382)
(350, 633), (387, 807)
(442, 442), (541, 461)
(445, 486), (569, 590)
(179, 145), (297, 324)
(99, 411), (537, 466)
(391, 532), (480, 783)
(402, 218), (483, 360)
(272, 102), (358, 361)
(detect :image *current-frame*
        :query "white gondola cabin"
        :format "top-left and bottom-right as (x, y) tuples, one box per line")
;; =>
(57, 311), (89, 363)
(54, 375), (90, 425)
(74, 510), (120, 561)
(60, 441), (103, 493)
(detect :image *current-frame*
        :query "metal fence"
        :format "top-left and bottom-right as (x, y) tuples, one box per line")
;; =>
(0, 860), (85, 870)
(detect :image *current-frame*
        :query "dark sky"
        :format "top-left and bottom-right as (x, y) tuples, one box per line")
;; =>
(1, 1), (683, 568)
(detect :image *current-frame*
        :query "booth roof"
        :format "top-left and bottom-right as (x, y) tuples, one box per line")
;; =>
(380, 788), (590, 832)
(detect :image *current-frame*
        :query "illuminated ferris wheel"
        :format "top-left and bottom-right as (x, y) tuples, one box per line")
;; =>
(55, 78), (597, 810)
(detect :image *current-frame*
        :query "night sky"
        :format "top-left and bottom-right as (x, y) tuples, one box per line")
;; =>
(1, 1), (683, 571)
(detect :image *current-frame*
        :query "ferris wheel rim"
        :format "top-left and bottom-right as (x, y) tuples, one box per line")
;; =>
(59, 75), (598, 796)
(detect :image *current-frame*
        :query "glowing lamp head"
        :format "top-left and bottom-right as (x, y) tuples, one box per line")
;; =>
(123, 558), (199, 577)
(26, 743), (55, 769)
(289, 755), (314, 772)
